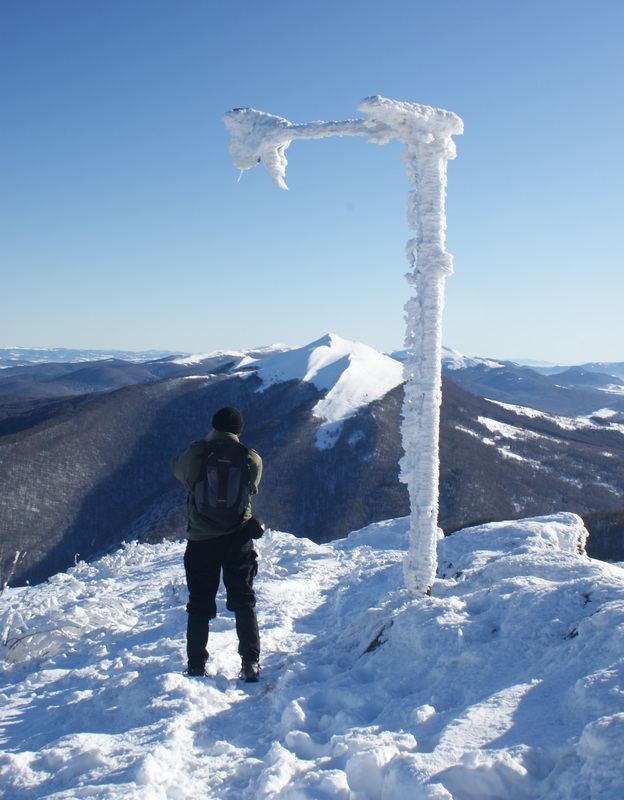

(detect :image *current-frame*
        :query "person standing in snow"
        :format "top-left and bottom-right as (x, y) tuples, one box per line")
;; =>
(171, 406), (264, 682)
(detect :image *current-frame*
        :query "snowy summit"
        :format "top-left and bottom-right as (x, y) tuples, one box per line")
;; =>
(252, 333), (403, 448)
(1, 513), (623, 798)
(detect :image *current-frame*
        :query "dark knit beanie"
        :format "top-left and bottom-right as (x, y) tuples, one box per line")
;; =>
(212, 406), (243, 434)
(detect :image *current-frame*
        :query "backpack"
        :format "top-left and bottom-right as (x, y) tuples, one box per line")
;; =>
(193, 438), (251, 530)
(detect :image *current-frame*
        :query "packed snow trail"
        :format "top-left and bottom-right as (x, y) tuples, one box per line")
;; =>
(2, 514), (624, 799)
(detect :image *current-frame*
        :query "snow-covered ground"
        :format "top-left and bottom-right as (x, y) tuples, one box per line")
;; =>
(1, 513), (623, 799)
(490, 401), (624, 436)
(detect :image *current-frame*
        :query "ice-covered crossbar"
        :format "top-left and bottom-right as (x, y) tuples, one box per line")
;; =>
(223, 96), (463, 594)
(223, 95), (462, 190)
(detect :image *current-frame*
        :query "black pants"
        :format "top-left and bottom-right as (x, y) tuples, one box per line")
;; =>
(184, 531), (260, 669)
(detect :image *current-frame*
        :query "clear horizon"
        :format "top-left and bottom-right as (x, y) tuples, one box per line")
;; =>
(0, 338), (617, 369)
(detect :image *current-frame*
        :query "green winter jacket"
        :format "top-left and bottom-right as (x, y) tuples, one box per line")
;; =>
(171, 431), (263, 541)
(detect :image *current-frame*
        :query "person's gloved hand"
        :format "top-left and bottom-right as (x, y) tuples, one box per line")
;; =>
(245, 516), (266, 539)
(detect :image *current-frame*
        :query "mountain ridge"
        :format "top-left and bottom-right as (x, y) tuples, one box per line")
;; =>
(2, 334), (624, 587)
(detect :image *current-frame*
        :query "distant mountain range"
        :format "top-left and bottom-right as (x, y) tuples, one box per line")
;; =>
(0, 346), (178, 367)
(2, 336), (623, 587)
(438, 350), (624, 418)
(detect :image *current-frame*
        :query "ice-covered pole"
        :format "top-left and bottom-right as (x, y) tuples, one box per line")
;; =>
(223, 96), (463, 594)
(396, 109), (461, 594)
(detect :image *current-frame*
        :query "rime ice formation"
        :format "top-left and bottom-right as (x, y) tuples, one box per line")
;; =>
(224, 97), (463, 594)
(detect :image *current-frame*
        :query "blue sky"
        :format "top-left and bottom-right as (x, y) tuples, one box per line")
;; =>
(2, 0), (623, 364)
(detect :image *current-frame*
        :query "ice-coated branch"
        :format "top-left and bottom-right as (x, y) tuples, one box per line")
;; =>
(223, 96), (463, 594)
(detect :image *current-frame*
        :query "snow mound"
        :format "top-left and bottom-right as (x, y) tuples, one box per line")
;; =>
(2, 512), (624, 799)
(254, 333), (404, 448)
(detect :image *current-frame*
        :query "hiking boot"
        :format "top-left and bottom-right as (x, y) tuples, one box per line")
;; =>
(240, 660), (260, 683)
(186, 664), (208, 677)
(186, 654), (209, 677)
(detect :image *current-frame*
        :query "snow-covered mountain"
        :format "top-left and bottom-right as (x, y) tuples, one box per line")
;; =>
(439, 350), (624, 418)
(5, 339), (624, 420)
(3, 333), (624, 587)
(250, 334), (403, 447)
(0, 334), (412, 586)
(2, 512), (623, 799)
(2, 337), (624, 795)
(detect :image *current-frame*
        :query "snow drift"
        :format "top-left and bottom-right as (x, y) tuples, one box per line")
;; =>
(1, 512), (623, 799)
